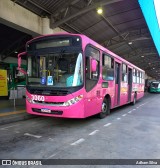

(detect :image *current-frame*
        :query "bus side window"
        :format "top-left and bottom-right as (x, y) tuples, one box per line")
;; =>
(91, 58), (99, 79)
(137, 71), (140, 84)
(102, 54), (114, 81)
(133, 69), (136, 83)
(122, 64), (127, 82)
(86, 57), (99, 80)
(85, 45), (100, 92)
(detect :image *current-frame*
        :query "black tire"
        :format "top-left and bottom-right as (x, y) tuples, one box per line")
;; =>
(131, 93), (136, 105)
(98, 98), (110, 119)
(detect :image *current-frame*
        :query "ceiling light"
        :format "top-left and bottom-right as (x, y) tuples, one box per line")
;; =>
(141, 55), (144, 57)
(128, 42), (132, 45)
(97, 7), (103, 15)
(153, 67), (155, 69)
(14, 51), (18, 53)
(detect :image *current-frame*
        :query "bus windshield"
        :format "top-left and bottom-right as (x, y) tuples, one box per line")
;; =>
(151, 82), (160, 88)
(27, 52), (83, 88)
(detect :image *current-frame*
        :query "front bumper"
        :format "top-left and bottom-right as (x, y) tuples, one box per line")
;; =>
(26, 100), (85, 118)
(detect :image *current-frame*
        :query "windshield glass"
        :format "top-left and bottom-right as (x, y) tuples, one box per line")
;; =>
(151, 82), (160, 88)
(27, 52), (83, 87)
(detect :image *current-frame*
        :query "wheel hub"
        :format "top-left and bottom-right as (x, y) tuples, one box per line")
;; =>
(102, 102), (107, 113)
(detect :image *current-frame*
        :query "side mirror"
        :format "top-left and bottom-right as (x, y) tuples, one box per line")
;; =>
(91, 58), (97, 72)
(18, 52), (27, 75)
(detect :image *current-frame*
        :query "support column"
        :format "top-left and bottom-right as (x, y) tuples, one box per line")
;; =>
(42, 17), (66, 35)
(0, 0), (66, 36)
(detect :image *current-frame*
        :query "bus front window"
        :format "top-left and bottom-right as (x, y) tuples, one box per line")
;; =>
(27, 52), (83, 87)
(151, 82), (160, 88)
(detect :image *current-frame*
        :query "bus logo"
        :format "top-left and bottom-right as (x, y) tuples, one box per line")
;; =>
(2, 160), (11, 165)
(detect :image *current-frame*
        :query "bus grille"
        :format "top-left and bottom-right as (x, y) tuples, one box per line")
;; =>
(32, 108), (63, 115)
(28, 89), (69, 96)
(33, 101), (64, 106)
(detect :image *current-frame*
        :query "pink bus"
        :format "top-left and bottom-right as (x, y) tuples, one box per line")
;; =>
(18, 33), (145, 118)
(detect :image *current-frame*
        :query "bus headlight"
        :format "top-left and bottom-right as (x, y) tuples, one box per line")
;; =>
(26, 95), (33, 103)
(63, 95), (83, 106)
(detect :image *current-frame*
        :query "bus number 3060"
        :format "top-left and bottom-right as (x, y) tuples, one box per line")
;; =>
(31, 95), (45, 101)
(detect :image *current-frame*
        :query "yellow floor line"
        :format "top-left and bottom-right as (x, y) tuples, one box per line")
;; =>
(0, 110), (26, 117)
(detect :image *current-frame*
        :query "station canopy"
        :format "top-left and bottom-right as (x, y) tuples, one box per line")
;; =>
(1, 0), (160, 79)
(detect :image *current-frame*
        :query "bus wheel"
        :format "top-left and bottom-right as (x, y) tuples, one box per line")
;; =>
(98, 98), (110, 119)
(132, 94), (136, 105)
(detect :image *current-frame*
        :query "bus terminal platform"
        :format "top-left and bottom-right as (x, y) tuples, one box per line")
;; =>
(0, 99), (36, 125)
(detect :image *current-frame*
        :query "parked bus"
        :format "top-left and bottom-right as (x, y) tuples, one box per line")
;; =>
(18, 33), (145, 118)
(149, 81), (160, 93)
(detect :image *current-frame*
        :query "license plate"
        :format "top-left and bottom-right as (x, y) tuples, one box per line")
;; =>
(41, 108), (51, 113)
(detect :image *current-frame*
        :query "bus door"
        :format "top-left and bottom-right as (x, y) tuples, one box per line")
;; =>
(84, 46), (101, 117)
(115, 62), (120, 106)
(128, 68), (132, 102)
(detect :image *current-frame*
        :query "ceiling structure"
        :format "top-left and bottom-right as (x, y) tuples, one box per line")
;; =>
(1, 0), (160, 79)
(0, 23), (32, 60)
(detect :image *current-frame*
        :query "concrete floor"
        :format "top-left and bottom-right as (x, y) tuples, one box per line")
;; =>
(0, 93), (160, 168)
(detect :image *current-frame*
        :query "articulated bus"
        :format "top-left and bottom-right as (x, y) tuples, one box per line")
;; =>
(18, 33), (145, 118)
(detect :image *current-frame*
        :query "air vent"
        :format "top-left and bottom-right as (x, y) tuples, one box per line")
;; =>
(28, 89), (69, 96)
(32, 108), (63, 115)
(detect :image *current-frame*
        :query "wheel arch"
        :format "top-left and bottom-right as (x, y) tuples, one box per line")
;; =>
(104, 94), (111, 108)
